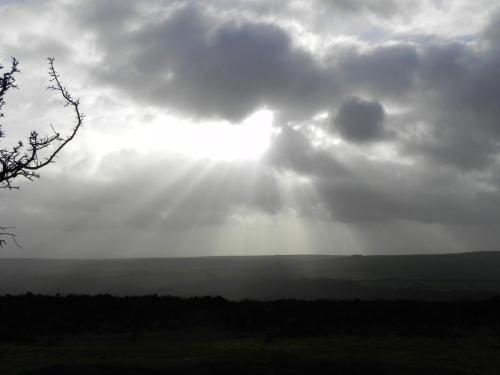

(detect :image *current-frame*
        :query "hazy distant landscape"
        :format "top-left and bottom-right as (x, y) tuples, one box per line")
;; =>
(2, 252), (500, 300)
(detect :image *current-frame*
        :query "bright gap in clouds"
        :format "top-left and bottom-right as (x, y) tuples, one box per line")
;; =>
(166, 109), (275, 161)
(93, 109), (276, 161)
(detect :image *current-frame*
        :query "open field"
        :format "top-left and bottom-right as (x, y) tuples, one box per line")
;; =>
(1, 252), (500, 300)
(1, 295), (500, 374)
(3, 331), (500, 375)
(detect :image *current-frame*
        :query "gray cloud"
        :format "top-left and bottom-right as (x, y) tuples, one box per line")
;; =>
(397, 36), (500, 170)
(3, 0), (500, 257)
(339, 44), (419, 97)
(316, 174), (500, 225)
(265, 126), (318, 173)
(83, 3), (336, 121)
(484, 9), (500, 46)
(333, 97), (386, 142)
(316, 0), (401, 16)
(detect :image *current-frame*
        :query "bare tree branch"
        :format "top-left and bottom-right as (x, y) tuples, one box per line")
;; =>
(0, 226), (20, 247)
(0, 57), (84, 246)
(0, 57), (19, 139)
(0, 57), (84, 189)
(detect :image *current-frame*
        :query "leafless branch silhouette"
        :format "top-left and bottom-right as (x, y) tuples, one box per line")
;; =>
(0, 57), (84, 246)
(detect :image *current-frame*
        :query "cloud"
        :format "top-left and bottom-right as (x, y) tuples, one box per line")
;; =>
(396, 35), (500, 170)
(3, 0), (500, 256)
(332, 97), (386, 142)
(484, 10), (500, 46)
(83, 3), (336, 122)
(316, 0), (401, 16)
(265, 126), (317, 173)
(339, 44), (419, 97)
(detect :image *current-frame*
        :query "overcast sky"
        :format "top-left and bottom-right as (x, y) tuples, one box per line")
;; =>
(1, 0), (500, 258)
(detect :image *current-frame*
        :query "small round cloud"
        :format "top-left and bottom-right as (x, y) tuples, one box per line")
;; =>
(333, 97), (385, 142)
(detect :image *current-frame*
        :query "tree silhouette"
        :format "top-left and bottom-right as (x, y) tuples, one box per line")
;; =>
(0, 57), (84, 246)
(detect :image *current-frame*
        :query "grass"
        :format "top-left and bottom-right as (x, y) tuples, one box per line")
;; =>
(2, 329), (500, 374)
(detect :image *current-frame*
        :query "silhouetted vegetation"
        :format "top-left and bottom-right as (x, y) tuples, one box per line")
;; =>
(2, 294), (500, 374)
(3, 255), (500, 373)
(19, 359), (479, 375)
(1, 294), (500, 341)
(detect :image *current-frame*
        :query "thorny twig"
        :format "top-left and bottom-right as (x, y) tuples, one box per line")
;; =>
(0, 57), (84, 246)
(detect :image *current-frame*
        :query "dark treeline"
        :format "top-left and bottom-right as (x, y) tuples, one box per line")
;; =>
(1, 294), (500, 341)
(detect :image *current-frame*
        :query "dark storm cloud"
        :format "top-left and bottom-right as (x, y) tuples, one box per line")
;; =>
(484, 10), (500, 45)
(265, 126), (318, 173)
(316, 175), (500, 225)
(264, 125), (349, 180)
(419, 41), (500, 118)
(262, 122), (500, 226)
(333, 97), (386, 142)
(82, 3), (336, 121)
(71, 1), (421, 121)
(397, 35), (500, 170)
(78, 1), (419, 123)
(403, 114), (499, 170)
(339, 44), (419, 97)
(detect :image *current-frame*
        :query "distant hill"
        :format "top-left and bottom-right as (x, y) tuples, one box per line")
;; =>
(1, 252), (500, 300)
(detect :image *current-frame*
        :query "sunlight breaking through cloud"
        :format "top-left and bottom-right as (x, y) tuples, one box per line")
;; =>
(2, 0), (500, 257)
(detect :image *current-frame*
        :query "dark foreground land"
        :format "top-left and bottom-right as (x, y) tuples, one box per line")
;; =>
(1, 295), (500, 374)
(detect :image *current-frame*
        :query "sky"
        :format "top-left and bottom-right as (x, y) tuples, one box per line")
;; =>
(1, 0), (500, 258)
